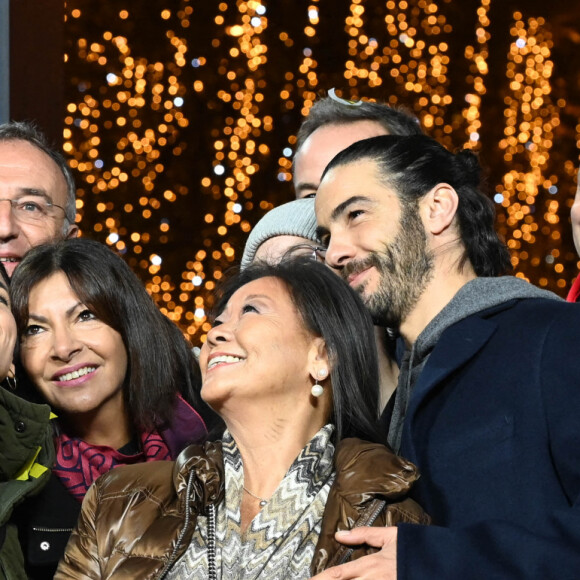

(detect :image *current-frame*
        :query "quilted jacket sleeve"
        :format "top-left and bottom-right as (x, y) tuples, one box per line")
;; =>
(311, 439), (429, 574)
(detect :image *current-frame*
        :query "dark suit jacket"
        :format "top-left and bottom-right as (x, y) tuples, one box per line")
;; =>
(397, 297), (580, 579)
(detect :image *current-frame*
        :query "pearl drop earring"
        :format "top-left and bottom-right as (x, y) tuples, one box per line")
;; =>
(311, 368), (327, 398)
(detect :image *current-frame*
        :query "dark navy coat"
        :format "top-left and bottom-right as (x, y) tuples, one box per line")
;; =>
(397, 298), (580, 579)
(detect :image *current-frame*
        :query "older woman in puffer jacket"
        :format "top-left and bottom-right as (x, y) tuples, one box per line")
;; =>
(56, 259), (429, 580)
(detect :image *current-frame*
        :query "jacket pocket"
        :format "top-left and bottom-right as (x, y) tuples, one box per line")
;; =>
(27, 527), (73, 567)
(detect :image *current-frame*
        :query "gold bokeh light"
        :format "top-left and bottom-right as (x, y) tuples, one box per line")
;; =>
(64, 1), (580, 344)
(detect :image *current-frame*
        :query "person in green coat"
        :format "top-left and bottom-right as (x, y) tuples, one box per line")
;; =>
(0, 263), (54, 580)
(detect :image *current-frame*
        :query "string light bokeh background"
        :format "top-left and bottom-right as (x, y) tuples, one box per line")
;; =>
(63, 0), (580, 345)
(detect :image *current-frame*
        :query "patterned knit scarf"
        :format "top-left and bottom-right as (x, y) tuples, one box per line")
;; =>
(167, 425), (336, 580)
(53, 430), (171, 501)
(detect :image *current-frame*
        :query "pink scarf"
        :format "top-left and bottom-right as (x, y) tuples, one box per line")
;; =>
(53, 430), (171, 502)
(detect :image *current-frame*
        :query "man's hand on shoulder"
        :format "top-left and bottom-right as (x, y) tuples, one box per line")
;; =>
(309, 527), (397, 580)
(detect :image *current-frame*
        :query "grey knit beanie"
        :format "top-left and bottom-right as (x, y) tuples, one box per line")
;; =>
(241, 198), (318, 269)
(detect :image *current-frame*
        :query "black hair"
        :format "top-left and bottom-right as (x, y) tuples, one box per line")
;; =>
(0, 120), (76, 225)
(0, 264), (14, 392)
(10, 238), (207, 431)
(213, 258), (382, 443)
(0, 263), (9, 289)
(295, 96), (423, 156)
(323, 134), (512, 277)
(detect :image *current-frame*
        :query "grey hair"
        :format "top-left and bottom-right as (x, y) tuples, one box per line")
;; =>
(294, 95), (423, 158)
(0, 120), (76, 228)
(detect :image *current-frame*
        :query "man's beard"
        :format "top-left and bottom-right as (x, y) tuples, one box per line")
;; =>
(342, 204), (434, 329)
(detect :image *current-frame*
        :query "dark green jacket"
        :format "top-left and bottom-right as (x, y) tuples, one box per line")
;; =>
(0, 388), (54, 580)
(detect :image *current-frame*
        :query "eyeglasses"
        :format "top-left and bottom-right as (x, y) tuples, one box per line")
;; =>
(0, 196), (68, 225)
(285, 243), (327, 263)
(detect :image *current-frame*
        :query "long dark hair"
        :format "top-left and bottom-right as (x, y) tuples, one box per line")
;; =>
(323, 134), (512, 277)
(213, 258), (382, 443)
(0, 262), (9, 288)
(10, 238), (205, 431)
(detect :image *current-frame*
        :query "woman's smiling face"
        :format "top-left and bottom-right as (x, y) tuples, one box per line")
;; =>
(199, 276), (323, 414)
(19, 271), (128, 421)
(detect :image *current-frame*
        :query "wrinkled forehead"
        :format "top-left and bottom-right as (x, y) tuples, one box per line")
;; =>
(0, 139), (68, 201)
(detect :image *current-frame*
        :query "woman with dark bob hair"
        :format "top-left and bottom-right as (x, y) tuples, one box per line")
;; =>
(10, 238), (211, 578)
(56, 258), (428, 580)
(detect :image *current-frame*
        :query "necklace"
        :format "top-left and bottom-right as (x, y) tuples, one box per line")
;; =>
(243, 486), (269, 507)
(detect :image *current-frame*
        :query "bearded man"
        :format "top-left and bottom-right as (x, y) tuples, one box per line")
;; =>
(311, 134), (580, 580)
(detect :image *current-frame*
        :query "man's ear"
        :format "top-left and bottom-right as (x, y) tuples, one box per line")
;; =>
(65, 223), (79, 239)
(420, 183), (459, 236)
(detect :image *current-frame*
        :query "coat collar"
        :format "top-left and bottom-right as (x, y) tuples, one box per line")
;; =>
(400, 313), (499, 463)
(159, 394), (208, 458)
(172, 440), (225, 513)
(0, 388), (54, 482)
(170, 435), (425, 576)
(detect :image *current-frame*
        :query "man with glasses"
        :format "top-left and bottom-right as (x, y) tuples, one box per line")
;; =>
(0, 122), (77, 578)
(0, 121), (78, 277)
(240, 197), (323, 269)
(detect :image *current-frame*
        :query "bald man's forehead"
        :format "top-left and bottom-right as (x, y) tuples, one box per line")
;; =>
(293, 121), (388, 199)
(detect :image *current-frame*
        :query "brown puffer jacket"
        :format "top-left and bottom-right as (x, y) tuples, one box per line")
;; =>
(55, 438), (429, 579)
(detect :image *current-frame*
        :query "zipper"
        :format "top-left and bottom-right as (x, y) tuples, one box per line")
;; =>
(156, 470), (196, 580)
(32, 527), (74, 533)
(334, 499), (387, 566)
(363, 499), (387, 528)
(207, 504), (217, 580)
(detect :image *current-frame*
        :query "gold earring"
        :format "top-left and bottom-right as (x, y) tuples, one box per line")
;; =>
(6, 366), (17, 391)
